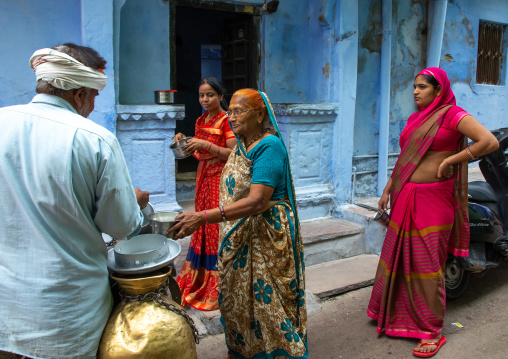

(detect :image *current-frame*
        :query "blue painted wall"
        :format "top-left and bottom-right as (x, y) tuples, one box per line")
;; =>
(262, 0), (314, 103)
(0, 0), (81, 107)
(441, 0), (508, 130)
(118, 0), (170, 105)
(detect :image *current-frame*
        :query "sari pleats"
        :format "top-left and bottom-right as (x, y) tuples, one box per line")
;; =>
(368, 180), (455, 339)
(176, 111), (232, 311)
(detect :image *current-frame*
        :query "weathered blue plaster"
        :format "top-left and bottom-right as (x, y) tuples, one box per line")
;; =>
(442, 0), (508, 130)
(116, 105), (184, 210)
(82, 0), (117, 133)
(262, 1), (312, 102)
(118, 0), (170, 105)
(0, 0), (81, 107)
(331, 0), (358, 204)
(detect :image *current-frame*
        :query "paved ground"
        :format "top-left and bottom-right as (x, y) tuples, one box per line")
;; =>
(196, 261), (508, 359)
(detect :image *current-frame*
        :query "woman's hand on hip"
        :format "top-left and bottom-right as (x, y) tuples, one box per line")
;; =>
(437, 157), (454, 179)
(167, 211), (204, 240)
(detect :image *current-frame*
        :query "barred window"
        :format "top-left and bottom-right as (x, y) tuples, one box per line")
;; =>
(476, 21), (506, 85)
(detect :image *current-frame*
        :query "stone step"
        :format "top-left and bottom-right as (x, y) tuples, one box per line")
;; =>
(300, 217), (365, 266)
(335, 198), (387, 255)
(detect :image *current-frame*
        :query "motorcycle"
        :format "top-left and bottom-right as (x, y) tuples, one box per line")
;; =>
(445, 127), (508, 299)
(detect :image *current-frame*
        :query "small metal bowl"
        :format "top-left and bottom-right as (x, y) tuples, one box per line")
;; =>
(154, 90), (176, 104)
(169, 136), (193, 159)
(113, 234), (169, 269)
(374, 211), (390, 227)
(150, 211), (182, 239)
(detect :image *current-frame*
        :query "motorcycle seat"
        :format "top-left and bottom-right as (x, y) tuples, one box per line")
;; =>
(469, 181), (497, 203)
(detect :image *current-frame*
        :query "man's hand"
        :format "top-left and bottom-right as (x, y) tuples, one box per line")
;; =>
(134, 188), (149, 209)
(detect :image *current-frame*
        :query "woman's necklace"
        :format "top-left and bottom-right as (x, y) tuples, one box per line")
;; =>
(245, 128), (269, 149)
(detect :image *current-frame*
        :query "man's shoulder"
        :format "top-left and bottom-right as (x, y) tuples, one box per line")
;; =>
(1, 99), (118, 146)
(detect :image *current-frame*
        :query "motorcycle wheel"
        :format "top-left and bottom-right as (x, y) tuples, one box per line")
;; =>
(445, 256), (470, 300)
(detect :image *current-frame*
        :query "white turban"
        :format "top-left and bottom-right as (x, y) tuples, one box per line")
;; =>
(29, 48), (107, 91)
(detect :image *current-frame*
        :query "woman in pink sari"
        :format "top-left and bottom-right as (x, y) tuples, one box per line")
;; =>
(367, 68), (498, 357)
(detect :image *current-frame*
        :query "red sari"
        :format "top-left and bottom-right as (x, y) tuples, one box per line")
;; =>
(176, 111), (234, 310)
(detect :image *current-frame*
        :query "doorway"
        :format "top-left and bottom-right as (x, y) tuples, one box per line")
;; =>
(172, 4), (259, 175)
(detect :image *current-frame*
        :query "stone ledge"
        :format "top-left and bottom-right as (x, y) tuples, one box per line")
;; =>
(272, 103), (340, 116)
(116, 104), (185, 121)
(300, 217), (363, 245)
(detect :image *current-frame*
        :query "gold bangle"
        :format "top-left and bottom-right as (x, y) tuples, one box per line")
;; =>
(466, 147), (478, 160)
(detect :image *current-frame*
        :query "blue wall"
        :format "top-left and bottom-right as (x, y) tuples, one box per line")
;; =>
(0, 0), (81, 107)
(262, 0), (315, 103)
(441, 0), (508, 130)
(118, 0), (170, 105)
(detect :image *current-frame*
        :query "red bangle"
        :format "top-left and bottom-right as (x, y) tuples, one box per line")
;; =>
(204, 210), (208, 225)
(206, 142), (212, 152)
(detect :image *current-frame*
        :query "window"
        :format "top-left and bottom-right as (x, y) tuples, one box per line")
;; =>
(476, 21), (506, 85)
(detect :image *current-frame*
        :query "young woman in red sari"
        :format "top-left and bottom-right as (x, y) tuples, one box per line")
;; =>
(173, 77), (236, 310)
(368, 68), (499, 357)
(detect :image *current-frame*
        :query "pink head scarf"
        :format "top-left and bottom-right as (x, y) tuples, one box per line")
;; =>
(414, 67), (456, 118)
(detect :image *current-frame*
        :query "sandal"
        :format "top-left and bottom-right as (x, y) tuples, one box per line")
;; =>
(413, 336), (446, 358)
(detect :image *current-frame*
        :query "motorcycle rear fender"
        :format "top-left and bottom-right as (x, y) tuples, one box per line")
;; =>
(468, 202), (504, 243)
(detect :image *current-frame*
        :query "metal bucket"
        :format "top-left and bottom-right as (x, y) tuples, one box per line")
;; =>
(150, 211), (182, 239)
(169, 137), (193, 160)
(113, 234), (169, 269)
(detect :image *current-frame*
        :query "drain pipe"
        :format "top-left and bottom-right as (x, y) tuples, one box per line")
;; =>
(427, 0), (448, 68)
(377, 0), (392, 196)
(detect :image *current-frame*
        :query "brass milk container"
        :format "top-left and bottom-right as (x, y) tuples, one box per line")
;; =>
(98, 267), (197, 359)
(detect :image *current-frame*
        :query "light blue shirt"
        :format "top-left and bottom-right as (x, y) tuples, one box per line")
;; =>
(0, 94), (142, 358)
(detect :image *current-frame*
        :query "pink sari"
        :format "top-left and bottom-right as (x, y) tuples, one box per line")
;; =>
(367, 68), (470, 339)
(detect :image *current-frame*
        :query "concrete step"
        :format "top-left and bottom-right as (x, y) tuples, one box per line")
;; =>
(300, 217), (365, 266)
(335, 198), (387, 255)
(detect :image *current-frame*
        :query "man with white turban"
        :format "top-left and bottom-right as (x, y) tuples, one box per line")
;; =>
(0, 43), (148, 359)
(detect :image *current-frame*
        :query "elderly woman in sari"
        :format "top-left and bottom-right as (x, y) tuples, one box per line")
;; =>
(368, 67), (499, 358)
(169, 89), (308, 359)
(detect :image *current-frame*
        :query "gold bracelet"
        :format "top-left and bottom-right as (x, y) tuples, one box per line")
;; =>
(466, 147), (478, 160)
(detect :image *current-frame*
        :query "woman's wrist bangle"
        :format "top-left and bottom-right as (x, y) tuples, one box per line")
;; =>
(216, 146), (221, 157)
(204, 210), (208, 225)
(219, 205), (227, 222)
(206, 142), (212, 152)
(466, 147), (478, 160)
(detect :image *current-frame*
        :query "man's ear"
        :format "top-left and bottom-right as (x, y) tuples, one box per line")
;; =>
(73, 88), (88, 108)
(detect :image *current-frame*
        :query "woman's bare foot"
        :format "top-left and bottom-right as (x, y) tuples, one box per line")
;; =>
(414, 336), (440, 354)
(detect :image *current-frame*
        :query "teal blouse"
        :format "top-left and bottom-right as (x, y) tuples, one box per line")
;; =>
(247, 135), (287, 201)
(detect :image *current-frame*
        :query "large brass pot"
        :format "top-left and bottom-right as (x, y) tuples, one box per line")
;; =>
(98, 268), (197, 359)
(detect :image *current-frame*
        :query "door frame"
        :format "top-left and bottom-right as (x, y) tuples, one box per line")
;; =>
(169, 0), (260, 91)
